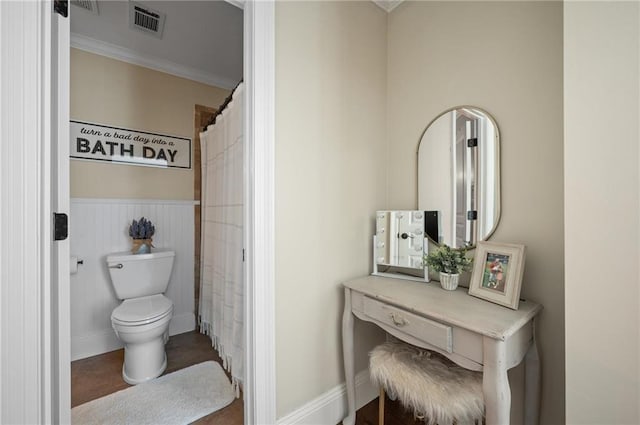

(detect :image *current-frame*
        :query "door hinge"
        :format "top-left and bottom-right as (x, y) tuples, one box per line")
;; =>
(242, 248), (245, 262)
(467, 138), (478, 148)
(54, 213), (68, 241)
(467, 210), (478, 221)
(54, 0), (69, 17)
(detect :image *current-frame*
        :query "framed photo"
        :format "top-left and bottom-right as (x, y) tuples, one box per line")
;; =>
(468, 241), (526, 310)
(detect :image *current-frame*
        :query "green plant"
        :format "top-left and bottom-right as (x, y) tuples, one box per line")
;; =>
(128, 217), (155, 240)
(424, 244), (473, 274)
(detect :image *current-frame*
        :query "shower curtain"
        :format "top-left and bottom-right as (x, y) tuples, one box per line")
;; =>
(199, 83), (244, 396)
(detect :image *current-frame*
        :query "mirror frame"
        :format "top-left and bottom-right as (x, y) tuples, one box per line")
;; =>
(415, 105), (502, 248)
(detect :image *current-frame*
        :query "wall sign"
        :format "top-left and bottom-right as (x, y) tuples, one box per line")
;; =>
(70, 121), (191, 169)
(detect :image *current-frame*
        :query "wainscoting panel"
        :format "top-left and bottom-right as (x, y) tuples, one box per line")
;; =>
(70, 198), (196, 361)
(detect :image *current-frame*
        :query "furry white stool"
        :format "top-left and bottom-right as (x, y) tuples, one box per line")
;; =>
(369, 341), (484, 425)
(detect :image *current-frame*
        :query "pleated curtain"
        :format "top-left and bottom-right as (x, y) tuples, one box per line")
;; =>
(199, 83), (244, 395)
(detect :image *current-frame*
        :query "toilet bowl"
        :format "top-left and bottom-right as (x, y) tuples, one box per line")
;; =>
(107, 250), (175, 385)
(111, 294), (174, 384)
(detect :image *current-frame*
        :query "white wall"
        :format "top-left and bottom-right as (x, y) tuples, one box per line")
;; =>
(564, 2), (640, 423)
(275, 1), (388, 418)
(70, 198), (195, 360)
(386, 2), (564, 422)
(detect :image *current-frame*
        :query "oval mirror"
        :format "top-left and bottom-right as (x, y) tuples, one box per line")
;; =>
(417, 106), (500, 249)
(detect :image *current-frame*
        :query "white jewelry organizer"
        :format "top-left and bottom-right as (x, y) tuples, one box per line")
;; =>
(372, 210), (431, 283)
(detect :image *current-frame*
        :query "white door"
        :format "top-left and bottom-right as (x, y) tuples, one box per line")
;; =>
(51, 1), (72, 423)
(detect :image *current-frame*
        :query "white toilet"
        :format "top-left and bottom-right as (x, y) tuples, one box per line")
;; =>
(106, 249), (175, 385)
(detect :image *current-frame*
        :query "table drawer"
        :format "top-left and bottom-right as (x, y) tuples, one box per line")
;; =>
(363, 296), (452, 353)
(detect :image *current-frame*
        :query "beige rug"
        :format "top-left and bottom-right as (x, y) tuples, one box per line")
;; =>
(72, 361), (234, 425)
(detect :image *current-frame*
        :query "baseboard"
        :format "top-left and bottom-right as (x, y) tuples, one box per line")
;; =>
(168, 312), (196, 336)
(71, 313), (196, 361)
(277, 369), (378, 425)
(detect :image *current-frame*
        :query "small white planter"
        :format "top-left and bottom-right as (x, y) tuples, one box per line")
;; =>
(439, 272), (460, 291)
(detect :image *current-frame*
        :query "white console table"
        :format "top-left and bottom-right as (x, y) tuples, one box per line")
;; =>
(341, 275), (542, 425)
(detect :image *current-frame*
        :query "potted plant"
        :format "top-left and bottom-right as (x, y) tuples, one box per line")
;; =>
(129, 217), (155, 254)
(424, 244), (473, 290)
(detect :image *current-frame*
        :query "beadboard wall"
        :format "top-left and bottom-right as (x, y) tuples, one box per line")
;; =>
(70, 198), (196, 361)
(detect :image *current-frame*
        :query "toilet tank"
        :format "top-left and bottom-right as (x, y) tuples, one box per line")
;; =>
(107, 249), (175, 300)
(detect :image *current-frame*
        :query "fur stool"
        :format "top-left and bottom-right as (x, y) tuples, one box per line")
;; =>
(369, 341), (484, 425)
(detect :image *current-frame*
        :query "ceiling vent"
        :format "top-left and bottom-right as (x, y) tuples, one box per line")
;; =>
(129, 2), (166, 39)
(71, 0), (99, 15)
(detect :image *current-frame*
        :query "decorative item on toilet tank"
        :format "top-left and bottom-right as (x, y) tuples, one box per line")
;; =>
(129, 217), (155, 254)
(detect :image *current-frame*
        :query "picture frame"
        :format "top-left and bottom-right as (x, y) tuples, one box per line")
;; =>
(468, 241), (526, 310)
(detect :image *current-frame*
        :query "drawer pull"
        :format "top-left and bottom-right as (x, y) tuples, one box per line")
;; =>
(390, 312), (409, 327)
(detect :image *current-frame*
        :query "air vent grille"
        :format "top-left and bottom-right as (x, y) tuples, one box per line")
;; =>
(71, 0), (98, 15)
(134, 6), (159, 32)
(129, 2), (166, 39)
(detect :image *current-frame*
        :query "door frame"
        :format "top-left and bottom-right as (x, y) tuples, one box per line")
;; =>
(242, 2), (277, 423)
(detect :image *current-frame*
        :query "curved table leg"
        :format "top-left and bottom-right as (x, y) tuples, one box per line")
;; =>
(483, 337), (511, 425)
(342, 288), (356, 425)
(524, 327), (540, 425)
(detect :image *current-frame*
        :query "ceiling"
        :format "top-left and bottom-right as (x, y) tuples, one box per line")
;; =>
(371, 0), (404, 13)
(69, 0), (403, 90)
(70, 1), (244, 89)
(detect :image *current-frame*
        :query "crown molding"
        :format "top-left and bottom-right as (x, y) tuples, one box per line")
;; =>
(70, 33), (238, 90)
(372, 0), (404, 13)
(224, 0), (244, 10)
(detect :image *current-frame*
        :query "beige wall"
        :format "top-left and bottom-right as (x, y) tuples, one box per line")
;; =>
(275, 1), (566, 421)
(386, 2), (565, 423)
(70, 49), (230, 200)
(564, 2), (640, 423)
(275, 1), (388, 417)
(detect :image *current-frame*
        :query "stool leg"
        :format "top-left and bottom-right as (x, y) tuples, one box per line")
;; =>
(378, 387), (385, 425)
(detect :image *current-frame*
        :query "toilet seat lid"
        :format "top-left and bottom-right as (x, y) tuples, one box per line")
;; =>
(112, 294), (173, 324)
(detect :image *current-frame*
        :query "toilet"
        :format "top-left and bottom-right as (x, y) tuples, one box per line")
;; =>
(106, 249), (175, 385)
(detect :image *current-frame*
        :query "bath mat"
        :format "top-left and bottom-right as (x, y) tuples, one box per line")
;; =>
(71, 361), (234, 425)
